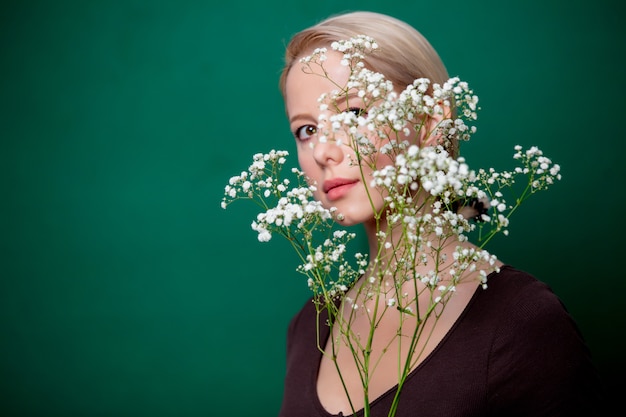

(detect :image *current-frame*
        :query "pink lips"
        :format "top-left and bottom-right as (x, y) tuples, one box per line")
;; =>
(323, 178), (359, 201)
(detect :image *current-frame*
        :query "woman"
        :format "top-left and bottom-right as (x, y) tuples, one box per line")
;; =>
(276, 11), (602, 417)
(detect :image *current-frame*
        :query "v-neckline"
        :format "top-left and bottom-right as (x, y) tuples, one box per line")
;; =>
(310, 267), (507, 416)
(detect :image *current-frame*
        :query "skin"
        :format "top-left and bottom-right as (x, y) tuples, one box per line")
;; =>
(285, 51), (388, 229)
(285, 50), (440, 254)
(284, 48), (502, 415)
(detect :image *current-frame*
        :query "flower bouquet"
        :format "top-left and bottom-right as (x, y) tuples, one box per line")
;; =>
(221, 35), (561, 417)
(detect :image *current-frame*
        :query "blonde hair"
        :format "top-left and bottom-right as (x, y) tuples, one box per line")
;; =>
(279, 11), (449, 98)
(279, 11), (460, 155)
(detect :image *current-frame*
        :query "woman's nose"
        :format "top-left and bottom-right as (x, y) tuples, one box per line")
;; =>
(312, 134), (346, 166)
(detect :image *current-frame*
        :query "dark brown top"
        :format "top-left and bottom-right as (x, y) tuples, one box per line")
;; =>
(278, 266), (603, 416)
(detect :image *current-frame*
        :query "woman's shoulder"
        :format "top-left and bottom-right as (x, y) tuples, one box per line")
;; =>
(473, 266), (603, 413)
(474, 264), (588, 352)
(483, 265), (566, 312)
(487, 264), (548, 289)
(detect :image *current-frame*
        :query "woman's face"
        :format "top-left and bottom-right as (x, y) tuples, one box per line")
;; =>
(284, 50), (391, 226)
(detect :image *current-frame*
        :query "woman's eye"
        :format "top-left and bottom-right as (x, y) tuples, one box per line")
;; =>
(348, 107), (367, 117)
(294, 125), (317, 141)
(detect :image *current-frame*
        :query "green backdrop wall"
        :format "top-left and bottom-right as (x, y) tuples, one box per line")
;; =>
(2, 0), (624, 415)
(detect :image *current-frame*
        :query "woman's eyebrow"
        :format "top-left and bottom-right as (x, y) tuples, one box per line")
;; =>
(290, 93), (363, 123)
(288, 112), (312, 124)
(333, 92), (363, 108)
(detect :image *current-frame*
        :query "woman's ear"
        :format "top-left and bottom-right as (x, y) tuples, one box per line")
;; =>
(420, 112), (444, 147)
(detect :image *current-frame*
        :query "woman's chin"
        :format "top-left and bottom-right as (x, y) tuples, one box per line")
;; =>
(331, 211), (367, 227)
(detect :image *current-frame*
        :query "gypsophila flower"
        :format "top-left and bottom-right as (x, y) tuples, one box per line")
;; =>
(221, 34), (561, 417)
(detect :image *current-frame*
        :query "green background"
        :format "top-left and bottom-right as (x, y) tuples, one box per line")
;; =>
(2, 0), (624, 415)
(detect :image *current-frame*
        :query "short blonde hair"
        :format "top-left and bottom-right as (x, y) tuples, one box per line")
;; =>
(279, 11), (449, 98)
(279, 11), (459, 155)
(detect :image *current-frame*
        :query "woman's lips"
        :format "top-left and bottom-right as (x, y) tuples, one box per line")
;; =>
(323, 178), (359, 201)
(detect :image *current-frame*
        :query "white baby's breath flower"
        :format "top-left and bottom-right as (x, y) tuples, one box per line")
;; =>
(222, 35), (561, 415)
